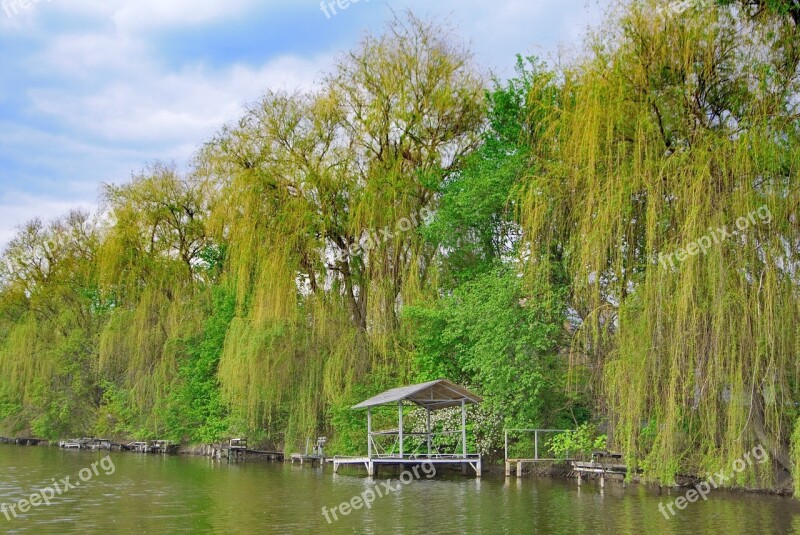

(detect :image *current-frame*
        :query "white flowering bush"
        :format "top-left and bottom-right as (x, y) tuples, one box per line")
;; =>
(404, 404), (503, 456)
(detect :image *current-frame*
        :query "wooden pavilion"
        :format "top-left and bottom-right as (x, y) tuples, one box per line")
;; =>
(332, 379), (483, 477)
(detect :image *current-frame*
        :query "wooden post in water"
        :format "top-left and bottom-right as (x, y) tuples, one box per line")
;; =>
(426, 407), (432, 458)
(398, 401), (404, 458)
(367, 407), (372, 459)
(461, 399), (468, 475)
(461, 399), (467, 458)
(504, 429), (508, 475)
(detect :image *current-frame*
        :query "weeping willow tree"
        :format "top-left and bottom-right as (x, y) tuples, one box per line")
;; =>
(0, 211), (102, 437)
(521, 0), (800, 488)
(95, 163), (215, 436)
(204, 14), (485, 447)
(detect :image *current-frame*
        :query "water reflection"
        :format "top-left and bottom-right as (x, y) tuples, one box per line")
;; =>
(0, 446), (798, 534)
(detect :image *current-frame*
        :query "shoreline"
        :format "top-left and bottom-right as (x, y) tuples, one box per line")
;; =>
(1, 436), (794, 498)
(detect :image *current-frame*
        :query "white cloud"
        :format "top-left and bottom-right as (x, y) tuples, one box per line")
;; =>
(31, 32), (148, 76)
(394, 0), (601, 69)
(111, 0), (253, 32)
(0, 191), (96, 249)
(2, 44), (331, 249)
(29, 54), (330, 146)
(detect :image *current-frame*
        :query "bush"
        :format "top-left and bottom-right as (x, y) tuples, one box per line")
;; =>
(546, 423), (607, 460)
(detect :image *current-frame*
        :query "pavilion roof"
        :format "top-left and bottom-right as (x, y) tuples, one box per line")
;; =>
(352, 379), (482, 410)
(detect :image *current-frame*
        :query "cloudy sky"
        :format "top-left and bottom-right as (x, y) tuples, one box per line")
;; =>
(0, 0), (602, 249)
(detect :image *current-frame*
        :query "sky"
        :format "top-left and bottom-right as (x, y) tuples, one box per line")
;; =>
(0, 0), (603, 249)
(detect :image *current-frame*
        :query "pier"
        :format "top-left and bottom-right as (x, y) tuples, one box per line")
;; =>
(572, 451), (627, 487)
(290, 437), (326, 466)
(59, 438), (115, 450)
(122, 440), (179, 454)
(223, 437), (247, 460)
(503, 428), (572, 477)
(333, 379), (483, 477)
(210, 439), (283, 462)
(14, 437), (47, 446)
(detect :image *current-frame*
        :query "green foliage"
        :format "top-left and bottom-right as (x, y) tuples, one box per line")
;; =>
(423, 56), (555, 284)
(405, 59), (581, 454)
(161, 285), (235, 443)
(94, 381), (138, 439)
(0, 386), (20, 422)
(546, 424), (608, 461)
(792, 419), (800, 495)
(406, 267), (570, 438)
(326, 372), (395, 456)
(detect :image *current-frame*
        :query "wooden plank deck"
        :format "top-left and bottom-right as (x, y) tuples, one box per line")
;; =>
(290, 453), (323, 466)
(570, 453), (628, 487)
(332, 455), (482, 477)
(504, 458), (571, 477)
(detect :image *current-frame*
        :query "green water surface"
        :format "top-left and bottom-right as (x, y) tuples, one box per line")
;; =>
(0, 445), (798, 534)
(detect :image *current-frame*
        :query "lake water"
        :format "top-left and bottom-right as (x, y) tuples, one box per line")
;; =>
(0, 445), (799, 534)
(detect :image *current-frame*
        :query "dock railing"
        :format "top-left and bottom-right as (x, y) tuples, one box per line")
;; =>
(368, 429), (472, 460)
(503, 429), (573, 477)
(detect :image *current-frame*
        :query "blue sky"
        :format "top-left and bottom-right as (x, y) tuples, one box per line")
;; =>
(0, 0), (602, 248)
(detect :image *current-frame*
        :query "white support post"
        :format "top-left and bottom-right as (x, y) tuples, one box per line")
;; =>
(398, 401), (404, 458)
(461, 399), (467, 458)
(426, 407), (432, 458)
(367, 407), (372, 459)
(535, 430), (539, 460)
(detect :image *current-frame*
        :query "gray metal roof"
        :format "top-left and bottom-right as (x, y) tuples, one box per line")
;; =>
(352, 379), (482, 410)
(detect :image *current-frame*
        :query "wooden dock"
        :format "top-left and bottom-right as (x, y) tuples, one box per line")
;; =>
(289, 436), (326, 466)
(290, 453), (324, 466)
(122, 440), (178, 454)
(7, 436), (285, 463)
(216, 439), (284, 462)
(14, 438), (47, 446)
(571, 452), (627, 487)
(222, 438), (247, 461)
(344, 380), (484, 477)
(505, 457), (570, 476)
(333, 454), (482, 476)
(503, 429), (572, 477)
(242, 449), (284, 462)
(59, 438), (115, 450)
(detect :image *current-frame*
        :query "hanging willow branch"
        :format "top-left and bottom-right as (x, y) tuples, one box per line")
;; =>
(521, 0), (800, 487)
